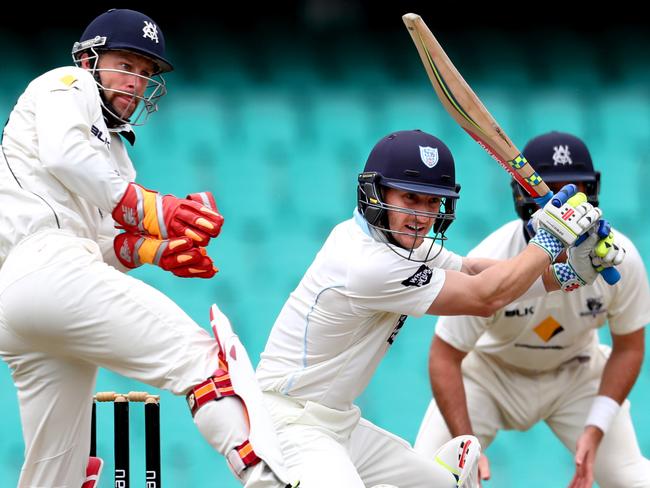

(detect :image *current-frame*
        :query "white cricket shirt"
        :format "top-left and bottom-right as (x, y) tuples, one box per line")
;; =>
(0, 66), (135, 268)
(436, 220), (650, 372)
(257, 211), (462, 410)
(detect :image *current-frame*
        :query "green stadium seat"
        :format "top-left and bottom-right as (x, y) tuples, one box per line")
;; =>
(239, 92), (301, 148)
(598, 90), (650, 144)
(377, 90), (445, 139)
(307, 90), (377, 151)
(523, 90), (588, 140)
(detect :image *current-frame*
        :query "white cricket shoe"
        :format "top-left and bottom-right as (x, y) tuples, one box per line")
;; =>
(433, 435), (480, 488)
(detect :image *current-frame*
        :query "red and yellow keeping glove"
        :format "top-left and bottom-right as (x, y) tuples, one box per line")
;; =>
(114, 232), (218, 279)
(112, 184), (224, 247)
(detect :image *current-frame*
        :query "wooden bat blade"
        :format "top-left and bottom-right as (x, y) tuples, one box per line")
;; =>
(402, 13), (550, 200)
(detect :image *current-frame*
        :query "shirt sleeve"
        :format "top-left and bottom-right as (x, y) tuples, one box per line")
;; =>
(435, 313), (492, 352)
(429, 245), (463, 271)
(34, 68), (128, 213)
(346, 246), (447, 317)
(96, 213), (130, 272)
(607, 236), (650, 335)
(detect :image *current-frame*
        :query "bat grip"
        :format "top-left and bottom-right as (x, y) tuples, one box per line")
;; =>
(551, 184), (578, 207)
(600, 267), (621, 285)
(533, 193), (552, 208)
(575, 220), (621, 285)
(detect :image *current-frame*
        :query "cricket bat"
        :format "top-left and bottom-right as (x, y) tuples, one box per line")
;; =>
(402, 13), (620, 284)
(402, 13), (551, 203)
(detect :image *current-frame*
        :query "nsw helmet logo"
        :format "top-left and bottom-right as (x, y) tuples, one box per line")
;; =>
(419, 146), (439, 168)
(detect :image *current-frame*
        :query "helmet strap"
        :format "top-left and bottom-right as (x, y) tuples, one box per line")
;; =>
(99, 90), (128, 128)
(92, 68), (132, 128)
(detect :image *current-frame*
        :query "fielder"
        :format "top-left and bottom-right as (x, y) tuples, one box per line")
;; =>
(414, 131), (649, 488)
(0, 9), (293, 488)
(255, 129), (622, 488)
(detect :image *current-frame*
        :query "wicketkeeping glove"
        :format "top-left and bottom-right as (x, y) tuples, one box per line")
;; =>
(114, 232), (218, 279)
(112, 183), (224, 247)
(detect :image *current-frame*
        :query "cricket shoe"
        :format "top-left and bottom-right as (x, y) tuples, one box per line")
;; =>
(434, 435), (480, 488)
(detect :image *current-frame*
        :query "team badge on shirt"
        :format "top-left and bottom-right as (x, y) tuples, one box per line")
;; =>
(579, 297), (607, 317)
(401, 264), (433, 287)
(59, 74), (77, 87)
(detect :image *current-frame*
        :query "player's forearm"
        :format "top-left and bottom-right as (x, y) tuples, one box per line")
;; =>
(429, 339), (473, 436)
(461, 257), (499, 276)
(474, 245), (552, 314)
(431, 246), (553, 317)
(464, 256), (560, 295)
(598, 331), (644, 403)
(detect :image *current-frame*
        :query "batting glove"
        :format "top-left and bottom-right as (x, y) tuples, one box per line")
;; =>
(114, 232), (218, 279)
(553, 227), (626, 292)
(591, 228), (626, 271)
(529, 184), (601, 261)
(112, 183), (224, 247)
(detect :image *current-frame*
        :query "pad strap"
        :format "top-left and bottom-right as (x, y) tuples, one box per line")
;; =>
(186, 369), (235, 416)
(226, 439), (262, 475)
(186, 372), (262, 474)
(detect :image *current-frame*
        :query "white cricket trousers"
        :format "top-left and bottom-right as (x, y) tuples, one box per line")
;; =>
(414, 348), (650, 488)
(0, 230), (279, 488)
(262, 391), (459, 488)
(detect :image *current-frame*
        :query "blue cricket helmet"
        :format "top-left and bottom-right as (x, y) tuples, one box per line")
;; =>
(72, 9), (173, 73)
(513, 131), (600, 220)
(358, 130), (460, 233)
(363, 129), (460, 198)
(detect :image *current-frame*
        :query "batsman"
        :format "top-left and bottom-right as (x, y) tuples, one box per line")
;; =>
(0, 9), (294, 488)
(256, 129), (625, 488)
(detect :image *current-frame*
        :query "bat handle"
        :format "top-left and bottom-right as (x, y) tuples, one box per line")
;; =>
(575, 220), (621, 285)
(533, 193), (553, 208)
(600, 267), (621, 285)
(534, 183), (578, 209)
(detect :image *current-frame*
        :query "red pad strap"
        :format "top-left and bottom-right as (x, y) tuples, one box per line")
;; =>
(226, 439), (262, 475)
(237, 439), (261, 468)
(186, 369), (235, 416)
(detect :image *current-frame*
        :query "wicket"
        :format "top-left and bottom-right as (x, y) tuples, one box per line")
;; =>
(92, 391), (161, 488)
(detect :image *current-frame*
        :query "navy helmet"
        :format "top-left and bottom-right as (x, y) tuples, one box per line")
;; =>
(72, 9), (172, 73)
(512, 131), (600, 220)
(358, 130), (461, 260)
(71, 9), (172, 126)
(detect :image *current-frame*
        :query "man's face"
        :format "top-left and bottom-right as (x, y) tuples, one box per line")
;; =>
(92, 51), (156, 120)
(383, 187), (442, 249)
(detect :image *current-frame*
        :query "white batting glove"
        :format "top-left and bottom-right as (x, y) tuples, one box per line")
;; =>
(530, 187), (601, 247)
(553, 233), (600, 292)
(591, 231), (626, 270)
(553, 229), (626, 292)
